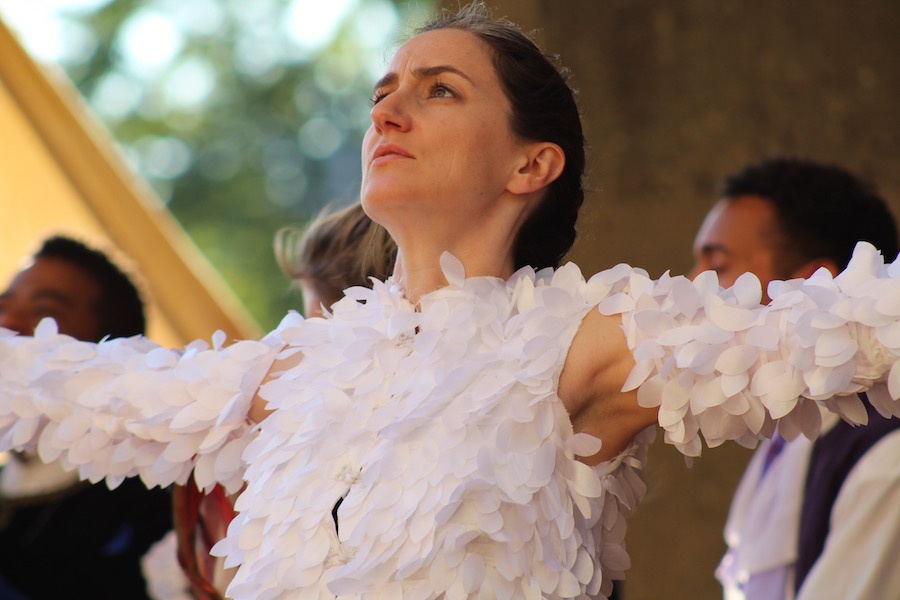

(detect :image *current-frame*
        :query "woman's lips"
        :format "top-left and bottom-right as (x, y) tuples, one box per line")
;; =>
(371, 143), (413, 165)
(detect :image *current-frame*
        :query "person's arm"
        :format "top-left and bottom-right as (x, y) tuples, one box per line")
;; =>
(0, 319), (282, 494)
(249, 348), (304, 423)
(583, 241), (900, 459)
(795, 431), (900, 599)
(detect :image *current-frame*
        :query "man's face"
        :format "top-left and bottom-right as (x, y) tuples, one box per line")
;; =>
(689, 195), (785, 302)
(0, 257), (102, 341)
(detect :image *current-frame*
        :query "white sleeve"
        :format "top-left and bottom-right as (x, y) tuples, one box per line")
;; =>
(0, 319), (285, 493)
(594, 241), (900, 456)
(141, 530), (194, 600)
(795, 429), (900, 599)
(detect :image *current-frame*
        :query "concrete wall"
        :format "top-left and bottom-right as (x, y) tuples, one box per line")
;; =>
(439, 1), (900, 598)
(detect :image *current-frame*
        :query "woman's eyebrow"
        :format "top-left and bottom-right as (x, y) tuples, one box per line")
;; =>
(411, 65), (475, 84)
(373, 65), (475, 91)
(373, 72), (397, 91)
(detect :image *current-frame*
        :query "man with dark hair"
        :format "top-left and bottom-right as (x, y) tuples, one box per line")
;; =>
(0, 235), (172, 598)
(689, 158), (900, 600)
(29, 235), (146, 339)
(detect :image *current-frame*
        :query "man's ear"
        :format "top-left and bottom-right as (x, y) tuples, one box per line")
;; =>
(790, 257), (840, 279)
(507, 142), (565, 196)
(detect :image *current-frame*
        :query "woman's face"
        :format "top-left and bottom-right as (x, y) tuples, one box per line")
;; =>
(360, 28), (526, 232)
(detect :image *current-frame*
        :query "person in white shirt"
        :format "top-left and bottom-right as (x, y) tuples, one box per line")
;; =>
(690, 157), (900, 600)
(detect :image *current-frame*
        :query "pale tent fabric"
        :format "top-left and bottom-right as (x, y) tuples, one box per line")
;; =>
(0, 18), (262, 347)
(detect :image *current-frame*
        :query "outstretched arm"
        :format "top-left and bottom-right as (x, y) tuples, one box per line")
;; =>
(0, 322), (283, 493)
(577, 242), (900, 459)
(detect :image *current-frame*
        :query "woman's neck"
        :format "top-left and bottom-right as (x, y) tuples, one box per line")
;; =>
(391, 243), (515, 304)
(380, 198), (530, 303)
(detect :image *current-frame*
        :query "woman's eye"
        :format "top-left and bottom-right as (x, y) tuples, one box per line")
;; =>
(370, 90), (387, 106)
(429, 83), (454, 98)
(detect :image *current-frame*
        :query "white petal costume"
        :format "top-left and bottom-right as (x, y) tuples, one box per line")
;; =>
(1, 244), (899, 600)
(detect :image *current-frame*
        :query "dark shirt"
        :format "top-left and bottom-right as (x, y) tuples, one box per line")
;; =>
(0, 474), (172, 599)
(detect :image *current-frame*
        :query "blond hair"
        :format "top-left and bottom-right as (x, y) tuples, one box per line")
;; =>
(275, 204), (396, 307)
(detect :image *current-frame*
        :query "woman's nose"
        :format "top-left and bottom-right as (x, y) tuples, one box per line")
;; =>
(370, 91), (411, 134)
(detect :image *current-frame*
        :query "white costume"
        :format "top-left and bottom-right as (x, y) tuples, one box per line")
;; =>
(1, 244), (899, 600)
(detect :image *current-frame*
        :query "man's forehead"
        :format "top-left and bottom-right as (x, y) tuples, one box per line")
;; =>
(8, 258), (98, 298)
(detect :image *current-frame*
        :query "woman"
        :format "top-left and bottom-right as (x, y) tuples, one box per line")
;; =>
(1, 4), (898, 599)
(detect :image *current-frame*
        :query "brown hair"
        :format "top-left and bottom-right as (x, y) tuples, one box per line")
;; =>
(275, 203), (397, 307)
(418, 2), (586, 270)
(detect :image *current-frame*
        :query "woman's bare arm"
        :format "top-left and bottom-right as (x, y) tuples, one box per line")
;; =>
(558, 308), (659, 465)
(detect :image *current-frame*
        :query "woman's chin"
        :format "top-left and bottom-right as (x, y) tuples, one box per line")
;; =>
(361, 190), (413, 218)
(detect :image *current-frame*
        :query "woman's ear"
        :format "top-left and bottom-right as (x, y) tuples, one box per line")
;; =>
(507, 142), (565, 196)
(790, 257), (840, 279)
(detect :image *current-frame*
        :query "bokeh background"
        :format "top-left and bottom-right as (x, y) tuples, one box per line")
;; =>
(0, 0), (435, 328)
(1, 1), (898, 598)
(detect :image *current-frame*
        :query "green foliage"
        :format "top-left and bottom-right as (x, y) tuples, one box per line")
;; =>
(47, 0), (434, 329)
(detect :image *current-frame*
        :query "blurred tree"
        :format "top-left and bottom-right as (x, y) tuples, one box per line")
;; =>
(7, 0), (434, 329)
